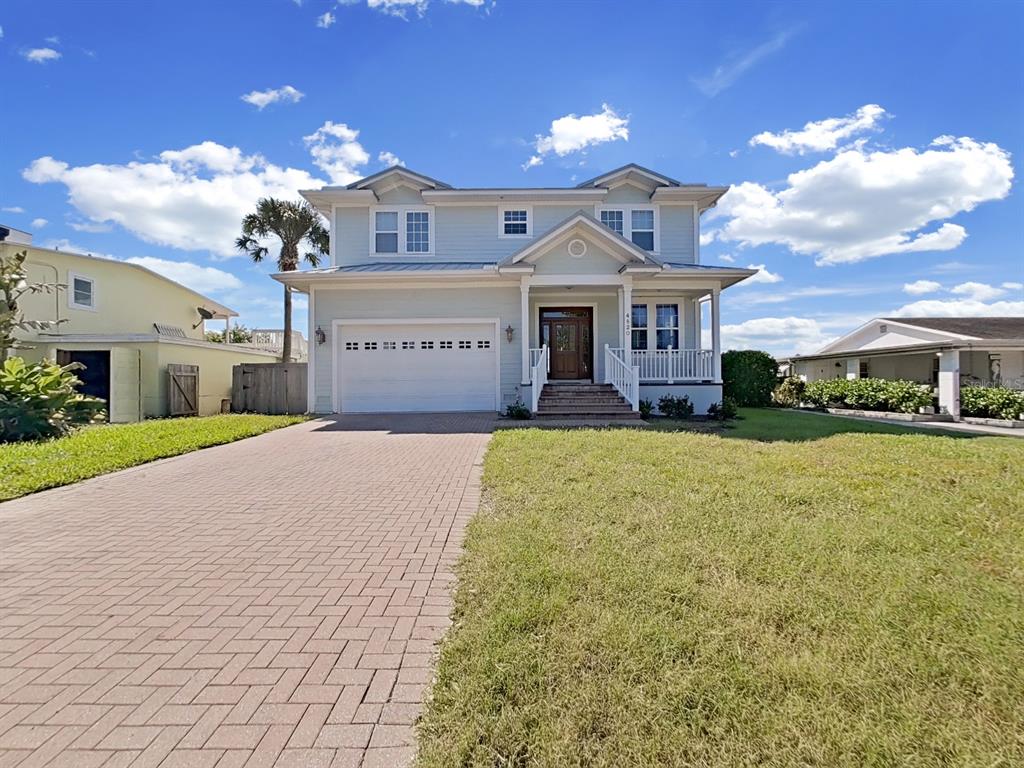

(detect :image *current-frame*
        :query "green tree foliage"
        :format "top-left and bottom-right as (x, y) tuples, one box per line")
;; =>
(721, 349), (778, 407)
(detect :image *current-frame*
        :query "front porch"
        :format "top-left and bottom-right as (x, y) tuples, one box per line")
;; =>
(520, 280), (726, 414)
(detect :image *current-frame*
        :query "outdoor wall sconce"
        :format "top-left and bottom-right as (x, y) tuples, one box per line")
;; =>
(315, 326), (327, 345)
(505, 324), (515, 343)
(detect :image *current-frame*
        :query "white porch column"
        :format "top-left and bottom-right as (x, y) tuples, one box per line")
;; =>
(520, 277), (530, 385)
(622, 281), (633, 356)
(617, 288), (624, 348)
(710, 285), (721, 381)
(938, 350), (961, 420)
(692, 299), (701, 349)
(846, 358), (859, 380)
(224, 316), (231, 344)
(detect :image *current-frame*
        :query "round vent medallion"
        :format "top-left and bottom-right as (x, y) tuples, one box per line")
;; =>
(568, 238), (587, 258)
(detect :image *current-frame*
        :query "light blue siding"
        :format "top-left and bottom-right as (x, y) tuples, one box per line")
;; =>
(604, 186), (652, 204)
(333, 207), (370, 265)
(377, 187), (425, 204)
(659, 205), (695, 263)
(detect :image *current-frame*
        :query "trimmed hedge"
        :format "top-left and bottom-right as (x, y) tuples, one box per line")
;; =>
(722, 350), (778, 407)
(961, 386), (1024, 421)
(803, 377), (933, 414)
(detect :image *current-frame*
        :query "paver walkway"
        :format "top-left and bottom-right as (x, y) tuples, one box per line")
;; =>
(0, 413), (494, 767)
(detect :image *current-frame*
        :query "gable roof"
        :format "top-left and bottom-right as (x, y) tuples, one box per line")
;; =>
(881, 317), (1024, 340)
(575, 164), (682, 188)
(345, 166), (452, 191)
(501, 210), (658, 267)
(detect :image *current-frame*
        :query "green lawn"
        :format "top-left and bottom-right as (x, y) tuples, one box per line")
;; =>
(418, 408), (1024, 767)
(0, 414), (306, 501)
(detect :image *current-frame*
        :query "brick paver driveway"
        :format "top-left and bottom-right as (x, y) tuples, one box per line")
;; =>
(0, 413), (494, 768)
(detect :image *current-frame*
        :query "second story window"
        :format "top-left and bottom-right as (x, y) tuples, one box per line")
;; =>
(375, 211), (399, 253)
(69, 273), (96, 310)
(600, 209), (624, 235)
(406, 211), (430, 253)
(499, 206), (532, 238)
(631, 209), (655, 251)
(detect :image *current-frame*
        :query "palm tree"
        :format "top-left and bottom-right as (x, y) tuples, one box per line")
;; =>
(236, 198), (328, 362)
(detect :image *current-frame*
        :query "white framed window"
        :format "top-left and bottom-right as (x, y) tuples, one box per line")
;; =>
(631, 209), (655, 251)
(68, 272), (96, 311)
(600, 209), (624, 235)
(374, 211), (399, 254)
(631, 304), (648, 350)
(371, 206), (434, 255)
(499, 206), (532, 238)
(597, 206), (659, 252)
(655, 303), (679, 349)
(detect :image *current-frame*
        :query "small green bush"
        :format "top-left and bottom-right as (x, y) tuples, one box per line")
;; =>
(722, 350), (778, 407)
(961, 386), (1024, 421)
(658, 394), (694, 419)
(0, 357), (106, 442)
(504, 399), (532, 420)
(772, 376), (806, 407)
(707, 396), (738, 421)
(803, 378), (932, 414)
(638, 398), (654, 419)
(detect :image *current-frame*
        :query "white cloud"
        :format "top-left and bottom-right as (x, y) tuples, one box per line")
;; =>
(125, 256), (243, 295)
(720, 316), (832, 355)
(45, 35), (60, 44)
(367, 0), (429, 19)
(742, 263), (783, 284)
(714, 136), (1013, 265)
(241, 85), (304, 110)
(24, 142), (325, 257)
(950, 281), (1007, 301)
(2, 206), (25, 214)
(718, 253), (735, 263)
(691, 27), (800, 97)
(1001, 281), (1023, 291)
(728, 149), (740, 158)
(68, 219), (112, 233)
(699, 230), (717, 247)
(303, 121), (371, 185)
(30, 218), (47, 229)
(749, 104), (887, 155)
(316, 11), (336, 27)
(23, 47), (61, 63)
(891, 298), (1024, 318)
(377, 150), (404, 167)
(40, 238), (115, 261)
(903, 279), (941, 295)
(524, 104), (629, 170)
(737, 285), (878, 307)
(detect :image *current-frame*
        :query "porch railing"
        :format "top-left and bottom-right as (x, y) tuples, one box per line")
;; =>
(529, 345), (549, 413)
(605, 345), (640, 411)
(630, 348), (714, 383)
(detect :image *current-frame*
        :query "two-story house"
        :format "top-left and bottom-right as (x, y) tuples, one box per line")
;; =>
(2, 230), (277, 421)
(276, 164), (754, 417)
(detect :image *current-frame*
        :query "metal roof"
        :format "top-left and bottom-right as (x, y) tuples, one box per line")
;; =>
(662, 262), (758, 273)
(318, 261), (497, 273)
(881, 317), (1024, 340)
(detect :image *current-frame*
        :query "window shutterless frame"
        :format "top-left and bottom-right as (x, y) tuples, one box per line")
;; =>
(595, 205), (659, 252)
(498, 205), (532, 238)
(370, 205), (434, 255)
(67, 272), (97, 311)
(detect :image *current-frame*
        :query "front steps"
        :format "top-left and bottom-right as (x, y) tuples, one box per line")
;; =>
(535, 383), (643, 420)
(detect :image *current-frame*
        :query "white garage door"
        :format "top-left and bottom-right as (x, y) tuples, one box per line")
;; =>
(337, 322), (498, 413)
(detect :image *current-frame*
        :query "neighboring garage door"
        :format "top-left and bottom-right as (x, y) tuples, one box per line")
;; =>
(337, 321), (498, 413)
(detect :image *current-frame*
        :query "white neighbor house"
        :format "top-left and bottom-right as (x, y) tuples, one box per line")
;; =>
(273, 165), (755, 416)
(783, 317), (1024, 419)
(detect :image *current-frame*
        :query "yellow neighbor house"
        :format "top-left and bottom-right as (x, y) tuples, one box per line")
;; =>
(2, 228), (278, 421)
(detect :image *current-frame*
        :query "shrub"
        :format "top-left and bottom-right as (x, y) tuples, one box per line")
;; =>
(961, 386), (1024, 421)
(707, 396), (738, 421)
(504, 399), (531, 420)
(638, 398), (654, 419)
(803, 378), (932, 414)
(772, 376), (806, 408)
(0, 357), (106, 442)
(658, 394), (694, 420)
(722, 350), (778, 407)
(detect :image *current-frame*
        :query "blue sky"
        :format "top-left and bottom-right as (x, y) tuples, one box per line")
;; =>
(2, 0), (1021, 354)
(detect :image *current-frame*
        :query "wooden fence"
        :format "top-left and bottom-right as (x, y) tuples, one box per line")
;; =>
(231, 363), (307, 415)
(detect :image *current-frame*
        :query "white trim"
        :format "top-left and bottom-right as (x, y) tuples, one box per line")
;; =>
(329, 205), (337, 266)
(39, 333), (278, 354)
(504, 213), (652, 266)
(498, 204), (533, 239)
(307, 286), (316, 413)
(579, 166), (676, 189)
(595, 204), (661, 254)
(67, 271), (97, 311)
(815, 317), (980, 355)
(533, 300), (599, 381)
(529, 274), (629, 286)
(330, 317), (501, 414)
(369, 204), (435, 256)
(692, 203), (699, 264)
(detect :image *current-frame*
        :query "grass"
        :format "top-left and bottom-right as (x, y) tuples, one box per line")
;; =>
(0, 414), (306, 501)
(418, 408), (1024, 767)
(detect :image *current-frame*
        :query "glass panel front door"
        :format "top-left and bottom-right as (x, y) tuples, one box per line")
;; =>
(540, 307), (592, 380)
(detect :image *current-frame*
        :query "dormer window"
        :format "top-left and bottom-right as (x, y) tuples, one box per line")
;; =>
(499, 206), (532, 238)
(372, 207), (433, 255)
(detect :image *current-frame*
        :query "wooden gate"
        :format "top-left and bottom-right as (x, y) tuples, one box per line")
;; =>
(232, 363), (307, 415)
(167, 364), (199, 416)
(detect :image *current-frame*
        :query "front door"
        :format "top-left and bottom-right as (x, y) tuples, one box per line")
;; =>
(540, 308), (592, 380)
